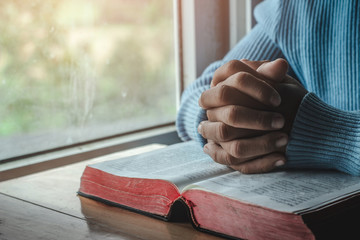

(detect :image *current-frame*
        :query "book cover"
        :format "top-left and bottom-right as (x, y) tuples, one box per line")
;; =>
(79, 141), (360, 239)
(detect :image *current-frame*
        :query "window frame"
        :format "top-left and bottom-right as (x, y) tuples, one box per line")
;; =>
(179, 0), (257, 89)
(1, 0), (260, 181)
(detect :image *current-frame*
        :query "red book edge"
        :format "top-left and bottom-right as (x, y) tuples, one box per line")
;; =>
(79, 166), (181, 217)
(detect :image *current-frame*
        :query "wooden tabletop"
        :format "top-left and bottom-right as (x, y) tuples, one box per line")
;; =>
(0, 145), (224, 240)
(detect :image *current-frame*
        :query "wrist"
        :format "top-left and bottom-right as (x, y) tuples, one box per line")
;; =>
(286, 93), (360, 175)
(275, 83), (307, 134)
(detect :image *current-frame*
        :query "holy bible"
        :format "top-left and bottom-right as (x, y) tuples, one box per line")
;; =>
(78, 141), (360, 240)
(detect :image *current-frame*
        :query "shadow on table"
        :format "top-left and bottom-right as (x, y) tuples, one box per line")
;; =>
(79, 195), (222, 240)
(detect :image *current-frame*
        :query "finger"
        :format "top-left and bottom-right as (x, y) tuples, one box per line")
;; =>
(230, 153), (286, 174)
(199, 84), (266, 110)
(206, 105), (285, 130)
(242, 58), (305, 95)
(211, 60), (263, 87)
(283, 74), (304, 87)
(256, 58), (288, 82)
(217, 71), (281, 107)
(204, 141), (248, 166)
(240, 59), (269, 70)
(198, 121), (264, 142)
(219, 132), (288, 159)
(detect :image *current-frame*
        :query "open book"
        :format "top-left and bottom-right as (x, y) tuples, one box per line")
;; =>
(79, 141), (360, 240)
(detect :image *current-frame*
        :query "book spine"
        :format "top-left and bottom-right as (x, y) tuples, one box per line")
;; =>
(180, 196), (200, 228)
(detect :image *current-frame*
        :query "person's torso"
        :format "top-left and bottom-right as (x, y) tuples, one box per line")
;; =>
(279, 0), (360, 110)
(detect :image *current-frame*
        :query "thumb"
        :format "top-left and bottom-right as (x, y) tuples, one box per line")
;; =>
(257, 58), (288, 82)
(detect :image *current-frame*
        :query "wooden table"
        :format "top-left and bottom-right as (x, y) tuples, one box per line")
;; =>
(0, 145), (223, 240)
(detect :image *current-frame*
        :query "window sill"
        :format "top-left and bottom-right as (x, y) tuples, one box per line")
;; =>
(0, 125), (181, 181)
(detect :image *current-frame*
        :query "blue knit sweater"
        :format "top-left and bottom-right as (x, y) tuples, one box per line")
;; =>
(176, 0), (360, 176)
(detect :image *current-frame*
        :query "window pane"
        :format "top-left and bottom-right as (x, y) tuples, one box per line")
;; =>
(0, 0), (176, 160)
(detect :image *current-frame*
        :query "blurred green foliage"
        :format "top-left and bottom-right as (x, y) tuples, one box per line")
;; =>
(0, 0), (175, 137)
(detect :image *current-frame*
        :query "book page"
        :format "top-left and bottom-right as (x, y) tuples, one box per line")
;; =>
(187, 170), (360, 213)
(90, 141), (232, 191)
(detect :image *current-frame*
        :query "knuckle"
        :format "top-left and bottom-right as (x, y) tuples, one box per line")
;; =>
(217, 123), (230, 141)
(231, 141), (247, 159)
(226, 60), (242, 72)
(226, 105), (240, 124)
(254, 113), (266, 128)
(216, 85), (231, 103)
(254, 84), (269, 102)
(261, 135), (275, 153)
(209, 148), (219, 162)
(223, 154), (237, 166)
(234, 72), (251, 87)
(254, 112), (271, 129)
(236, 71), (251, 80)
(234, 72), (270, 102)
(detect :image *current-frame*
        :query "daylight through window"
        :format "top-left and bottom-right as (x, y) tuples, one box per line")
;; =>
(0, 0), (176, 160)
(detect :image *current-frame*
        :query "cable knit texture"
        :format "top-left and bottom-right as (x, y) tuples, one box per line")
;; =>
(176, 0), (360, 175)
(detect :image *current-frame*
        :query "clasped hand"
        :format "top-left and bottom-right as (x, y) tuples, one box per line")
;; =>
(198, 59), (308, 174)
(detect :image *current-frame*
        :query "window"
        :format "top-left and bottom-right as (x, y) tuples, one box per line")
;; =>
(180, 0), (256, 88)
(0, 0), (176, 160)
(0, 0), (259, 166)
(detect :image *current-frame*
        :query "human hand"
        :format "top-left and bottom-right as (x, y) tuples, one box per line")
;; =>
(198, 59), (307, 173)
(199, 59), (287, 141)
(241, 59), (308, 133)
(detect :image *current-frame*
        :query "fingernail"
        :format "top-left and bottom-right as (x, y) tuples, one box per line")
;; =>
(276, 136), (288, 148)
(272, 115), (285, 129)
(275, 160), (285, 167)
(203, 144), (209, 154)
(271, 92), (281, 106)
(197, 123), (202, 133)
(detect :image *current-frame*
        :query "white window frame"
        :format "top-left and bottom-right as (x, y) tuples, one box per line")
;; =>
(1, 0), (261, 181)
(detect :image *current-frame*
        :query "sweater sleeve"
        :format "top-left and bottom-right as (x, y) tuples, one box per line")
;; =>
(286, 93), (360, 176)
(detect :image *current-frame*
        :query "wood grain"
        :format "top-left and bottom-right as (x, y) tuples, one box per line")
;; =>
(0, 145), (224, 240)
(79, 195), (221, 240)
(0, 145), (165, 218)
(0, 194), (138, 240)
